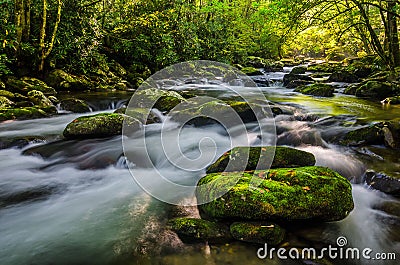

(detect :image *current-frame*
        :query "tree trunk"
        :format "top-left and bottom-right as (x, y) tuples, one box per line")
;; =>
(39, 0), (62, 72)
(387, 0), (400, 67)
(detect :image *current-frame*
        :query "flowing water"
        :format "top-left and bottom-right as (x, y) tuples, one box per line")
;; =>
(0, 73), (399, 265)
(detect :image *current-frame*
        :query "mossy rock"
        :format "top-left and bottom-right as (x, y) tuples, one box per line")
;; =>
(327, 70), (359, 83)
(133, 88), (185, 112)
(283, 73), (313, 86)
(63, 113), (142, 139)
(290, 66), (307, 75)
(341, 124), (383, 146)
(46, 69), (92, 91)
(244, 56), (266, 68)
(196, 166), (354, 222)
(355, 81), (398, 100)
(168, 218), (232, 243)
(382, 96), (400, 104)
(307, 63), (340, 73)
(0, 107), (48, 122)
(294, 84), (335, 97)
(230, 222), (285, 245)
(206, 146), (316, 173)
(5, 77), (56, 95)
(225, 101), (272, 122)
(0, 96), (14, 108)
(27, 90), (54, 107)
(60, 98), (91, 113)
(0, 90), (15, 99)
(286, 80), (314, 89)
(241, 67), (263, 76)
(123, 107), (161, 124)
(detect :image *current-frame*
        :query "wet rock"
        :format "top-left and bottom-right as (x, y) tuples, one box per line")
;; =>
(63, 113), (142, 139)
(60, 98), (91, 113)
(341, 124), (383, 146)
(382, 96), (400, 104)
(27, 90), (54, 107)
(283, 73), (313, 86)
(206, 146), (316, 173)
(294, 83), (335, 97)
(365, 170), (400, 196)
(328, 70), (359, 83)
(133, 88), (186, 112)
(286, 79), (314, 89)
(5, 76), (57, 95)
(230, 222), (285, 245)
(0, 136), (45, 149)
(382, 119), (400, 148)
(355, 81), (398, 100)
(168, 218), (232, 243)
(290, 66), (307, 75)
(197, 166), (354, 222)
(46, 69), (92, 91)
(0, 107), (49, 122)
(240, 67), (263, 76)
(123, 107), (162, 124)
(0, 185), (62, 208)
(374, 201), (400, 217)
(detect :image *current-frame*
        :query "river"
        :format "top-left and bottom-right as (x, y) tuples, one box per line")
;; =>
(0, 67), (399, 265)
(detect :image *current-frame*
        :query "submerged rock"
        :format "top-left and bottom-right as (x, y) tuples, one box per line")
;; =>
(63, 113), (142, 139)
(294, 83), (335, 97)
(60, 98), (91, 113)
(197, 166), (354, 222)
(365, 170), (400, 196)
(206, 146), (316, 173)
(168, 218), (231, 243)
(230, 222), (285, 245)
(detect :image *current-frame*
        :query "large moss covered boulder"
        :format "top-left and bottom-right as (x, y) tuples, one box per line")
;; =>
(230, 222), (285, 245)
(197, 166), (354, 222)
(283, 73), (313, 86)
(294, 84), (335, 97)
(0, 107), (49, 122)
(133, 88), (185, 112)
(355, 81), (397, 100)
(46, 69), (92, 91)
(63, 113), (142, 139)
(168, 218), (231, 243)
(206, 146), (316, 173)
(5, 77), (56, 95)
(60, 98), (91, 113)
(27, 90), (54, 107)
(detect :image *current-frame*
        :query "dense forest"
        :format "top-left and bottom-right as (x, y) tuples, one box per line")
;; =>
(2, 0), (400, 80)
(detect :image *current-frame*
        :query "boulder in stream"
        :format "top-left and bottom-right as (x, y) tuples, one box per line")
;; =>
(197, 166), (354, 222)
(365, 170), (400, 196)
(63, 113), (142, 139)
(283, 73), (313, 86)
(294, 83), (335, 97)
(60, 98), (91, 113)
(230, 222), (285, 245)
(206, 146), (316, 173)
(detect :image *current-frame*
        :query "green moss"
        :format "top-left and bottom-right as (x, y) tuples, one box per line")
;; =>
(0, 90), (15, 99)
(294, 84), (335, 97)
(241, 67), (263, 76)
(168, 217), (231, 243)
(6, 77), (56, 95)
(0, 107), (48, 122)
(27, 90), (54, 107)
(230, 222), (285, 245)
(341, 124), (383, 146)
(0, 96), (14, 108)
(206, 146), (316, 173)
(60, 98), (90, 113)
(63, 113), (142, 139)
(355, 81), (396, 100)
(133, 88), (185, 112)
(197, 166), (354, 222)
